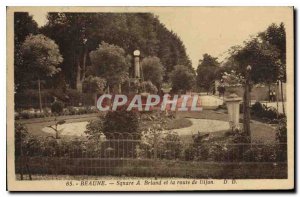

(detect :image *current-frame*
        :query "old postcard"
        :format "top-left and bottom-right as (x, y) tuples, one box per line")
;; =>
(6, 6), (294, 191)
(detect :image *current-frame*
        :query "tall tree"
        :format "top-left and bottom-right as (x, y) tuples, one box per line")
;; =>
(196, 54), (220, 93)
(82, 76), (106, 106)
(41, 12), (192, 88)
(141, 56), (164, 88)
(89, 42), (130, 93)
(228, 36), (280, 140)
(169, 65), (195, 93)
(14, 12), (39, 91)
(259, 23), (286, 114)
(21, 34), (63, 112)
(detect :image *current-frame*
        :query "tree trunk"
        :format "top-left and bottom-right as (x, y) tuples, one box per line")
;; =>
(94, 93), (98, 107)
(38, 77), (43, 113)
(118, 83), (122, 94)
(76, 58), (82, 92)
(280, 80), (285, 115)
(82, 46), (88, 81)
(268, 84), (271, 102)
(243, 76), (251, 142)
(276, 81), (279, 118)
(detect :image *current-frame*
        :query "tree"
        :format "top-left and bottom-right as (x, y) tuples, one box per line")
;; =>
(228, 36), (280, 141)
(103, 107), (139, 139)
(14, 12), (39, 91)
(141, 56), (164, 88)
(259, 23), (286, 114)
(90, 42), (130, 93)
(140, 81), (158, 94)
(83, 76), (106, 106)
(21, 34), (63, 112)
(169, 65), (195, 93)
(41, 13), (192, 88)
(196, 54), (220, 93)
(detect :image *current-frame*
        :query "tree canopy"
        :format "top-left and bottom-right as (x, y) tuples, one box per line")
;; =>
(21, 34), (63, 79)
(14, 12), (39, 90)
(89, 42), (130, 91)
(141, 56), (164, 88)
(169, 65), (195, 93)
(196, 54), (220, 92)
(39, 12), (193, 89)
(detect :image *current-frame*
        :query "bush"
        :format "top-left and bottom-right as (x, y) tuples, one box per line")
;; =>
(251, 102), (285, 123)
(140, 81), (158, 94)
(85, 119), (104, 140)
(158, 132), (183, 159)
(103, 108), (139, 139)
(51, 101), (64, 115)
(276, 118), (287, 143)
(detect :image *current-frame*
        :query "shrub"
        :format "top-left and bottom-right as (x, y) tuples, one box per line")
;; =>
(51, 101), (64, 115)
(103, 108), (139, 139)
(67, 106), (77, 115)
(251, 102), (285, 123)
(276, 117), (287, 143)
(19, 112), (34, 119)
(85, 119), (104, 140)
(15, 123), (29, 156)
(158, 132), (183, 159)
(140, 81), (158, 94)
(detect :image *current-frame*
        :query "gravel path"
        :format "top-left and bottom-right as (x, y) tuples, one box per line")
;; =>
(172, 118), (229, 135)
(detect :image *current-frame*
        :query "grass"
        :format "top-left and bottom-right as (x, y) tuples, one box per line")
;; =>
(16, 158), (287, 180)
(16, 109), (276, 143)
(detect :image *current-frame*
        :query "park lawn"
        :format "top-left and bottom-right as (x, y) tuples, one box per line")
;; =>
(17, 113), (100, 138)
(176, 110), (277, 143)
(16, 159), (287, 180)
(179, 122), (276, 144)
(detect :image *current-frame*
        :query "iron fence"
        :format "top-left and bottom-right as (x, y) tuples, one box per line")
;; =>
(15, 132), (287, 180)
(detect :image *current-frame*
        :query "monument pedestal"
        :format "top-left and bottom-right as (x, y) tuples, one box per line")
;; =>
(225, 94), (242, 131)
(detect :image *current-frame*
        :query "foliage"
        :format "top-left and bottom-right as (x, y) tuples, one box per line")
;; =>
(46, 118), (66, 139)
(251, 102), (285, 123)
(85, 119), (104, 140)
(141, 56), (164, 88)
(90, 42), (130, 89)
(103, 108), (139, 139)
(82, 75), (106, 93)
(221, 70), (244, 86)
(276, 117), (287, 143)
(140, 81), (158, 94)
(259, 23), (286, 82)
(51, 101), (64, 115)
(160, 132), (183, 159)
(228, 37), (280, 86)
(169, 65), (195, 93)
(196, 54), (220, 92)
(15, 123), (29, 156)
(39, 13), (192, 89)
(21, 34), (63, 78)
(14, 12), (39, 91)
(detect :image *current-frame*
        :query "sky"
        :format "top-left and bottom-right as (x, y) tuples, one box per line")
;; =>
(29, 7), (291, 69)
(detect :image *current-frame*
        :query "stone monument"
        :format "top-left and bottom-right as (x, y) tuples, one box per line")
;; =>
(225, 93), (242, 131)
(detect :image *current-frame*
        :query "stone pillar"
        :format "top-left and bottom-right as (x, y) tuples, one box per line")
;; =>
(225, 93), (242, 131)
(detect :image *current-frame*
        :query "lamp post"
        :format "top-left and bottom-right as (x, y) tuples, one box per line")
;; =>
(243, 65), (252, 142)
(133, 50), (141, 79)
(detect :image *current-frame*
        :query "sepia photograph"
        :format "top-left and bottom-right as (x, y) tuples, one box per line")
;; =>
(6, 6), (294, 191)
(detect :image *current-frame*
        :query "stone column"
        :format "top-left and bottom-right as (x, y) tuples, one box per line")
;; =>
(225, 93), (242, 131)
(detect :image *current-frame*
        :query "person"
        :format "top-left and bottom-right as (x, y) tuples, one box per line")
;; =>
(269, 91), (273, 102)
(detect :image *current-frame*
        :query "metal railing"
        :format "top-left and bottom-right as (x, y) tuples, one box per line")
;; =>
(15, 132), (287, 180)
